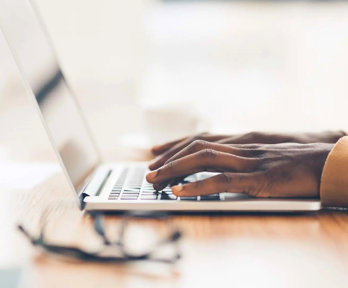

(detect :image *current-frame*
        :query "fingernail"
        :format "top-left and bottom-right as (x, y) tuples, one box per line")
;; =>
(146, 171), (157, 182)
(172, 185), (183, 194)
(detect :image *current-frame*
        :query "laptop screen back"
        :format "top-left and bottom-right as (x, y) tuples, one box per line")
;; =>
(0, 0), (100, 190)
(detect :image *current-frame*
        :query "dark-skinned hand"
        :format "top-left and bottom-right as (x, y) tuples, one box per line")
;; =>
(146, 140), (335, 198)
(149, 131), (344, 171)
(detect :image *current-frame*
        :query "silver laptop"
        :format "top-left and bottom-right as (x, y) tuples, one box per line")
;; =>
(0, 0), (321, 212)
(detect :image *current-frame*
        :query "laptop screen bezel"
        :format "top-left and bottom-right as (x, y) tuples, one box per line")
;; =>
(0, 0), (102, 198)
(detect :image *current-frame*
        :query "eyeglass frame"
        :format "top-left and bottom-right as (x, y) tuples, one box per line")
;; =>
(18, 210), (182, 264)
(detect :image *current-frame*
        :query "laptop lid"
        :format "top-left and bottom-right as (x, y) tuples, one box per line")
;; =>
(0, 0), (101, 192)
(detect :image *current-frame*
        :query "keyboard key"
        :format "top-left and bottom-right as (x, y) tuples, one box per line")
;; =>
(143, 183), (153, 186)
(140, 195), (158, 200)
(124, 185), (141, 189)
(160, 193), (177, 200)
(121, 196), (139, 200)
(141, 193), (157, 197)
(122, 192), (139, 195)
(143, 190), (155, 194)
(121, 193), (139, 196)
(143, 182), (153, 186)
(163, 190), (174, 194)
(141, 189), (157, 193)
(123, 190), (140, 195)
(122, 194), (140, 198)
(180, 196), (197, 201)
(201, 194), (220, 201)
(110, 191), (120, 194)
(121, 192), (138, 196)
(123, 188), (140, 192)
(143, 187), (155, 191)
(109, 193), (120, 196)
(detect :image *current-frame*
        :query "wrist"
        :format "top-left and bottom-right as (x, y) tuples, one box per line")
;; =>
(320, 131), (346, 143)
(294, 131), (346, 144)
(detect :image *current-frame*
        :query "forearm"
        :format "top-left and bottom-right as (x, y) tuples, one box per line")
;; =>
(218, 130), (346, 145)
(290, 131), (346, 144)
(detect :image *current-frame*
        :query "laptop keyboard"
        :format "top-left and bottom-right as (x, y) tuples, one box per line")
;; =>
(108, 167), (221, 201)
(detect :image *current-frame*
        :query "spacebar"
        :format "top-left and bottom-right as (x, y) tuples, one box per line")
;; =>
(200, 194), (220, 201)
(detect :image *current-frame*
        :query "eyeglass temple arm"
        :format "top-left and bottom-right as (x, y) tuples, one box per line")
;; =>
(17, 224), (39, 245)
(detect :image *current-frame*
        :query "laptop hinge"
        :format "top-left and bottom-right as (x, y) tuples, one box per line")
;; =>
(78, 168), (112, 210)
(79, 192), (89, 210)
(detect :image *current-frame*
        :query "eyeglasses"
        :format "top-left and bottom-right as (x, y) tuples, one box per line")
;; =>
(18, 210), (182, 264)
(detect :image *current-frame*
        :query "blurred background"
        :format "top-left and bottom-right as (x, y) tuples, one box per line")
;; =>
(1, 0), (348, 276)
(1, 0), (348, 162)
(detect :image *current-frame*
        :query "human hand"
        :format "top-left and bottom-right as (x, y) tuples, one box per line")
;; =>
(146, 141), (334, 198)
(149, 131), (344, 170)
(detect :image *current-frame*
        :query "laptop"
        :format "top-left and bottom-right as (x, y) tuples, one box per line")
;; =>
(0, 0), (321, 212)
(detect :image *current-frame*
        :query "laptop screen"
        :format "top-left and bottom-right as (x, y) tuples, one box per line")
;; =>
(0, 0), (100, 190)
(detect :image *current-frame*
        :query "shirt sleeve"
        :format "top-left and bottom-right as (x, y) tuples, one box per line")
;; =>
(320, 136), (348, 208)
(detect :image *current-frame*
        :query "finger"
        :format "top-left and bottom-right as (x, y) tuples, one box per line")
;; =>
(151, 137), (187, 155)
(169, 175), (187, 186)
(216, 132), (286, 145)
(149, 136), (200, 170)
(153, 182), (168, 191)
(152, 178), (184, 191)
(153, 176), (186, 191)
(217, 135), (258, 144)
(157, 140), (241, 189)
(171, 173), (257, 197)
(146, 150), (259, 184)
(149, 134), (229, 170)
(165, 140), (255, 165)
(153, 175), (188, 191)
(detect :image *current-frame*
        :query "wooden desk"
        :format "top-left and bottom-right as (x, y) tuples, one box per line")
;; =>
(1, 165), (348, 288)
(0, 67), (347, 288)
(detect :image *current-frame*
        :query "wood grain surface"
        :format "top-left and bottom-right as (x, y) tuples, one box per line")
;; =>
(1, 23), (348, 287)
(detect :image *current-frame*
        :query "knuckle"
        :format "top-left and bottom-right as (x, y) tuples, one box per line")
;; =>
(218, 173), (233, 192)
(249, 149), (266, 157)
(191, 134), (201, 141)
(190, 132), (209, 143)
(247, 131), (261, 139)
(198, 148), (218, 159)
(244, 144), (260, 150)
(190, 139), (207, 151)
(248, 173), (269, 197)
(194, 180), (203, 189)
(165, 161), (175, 171)
(220, 172), (232, 184)
(241, 158), (261, 172)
